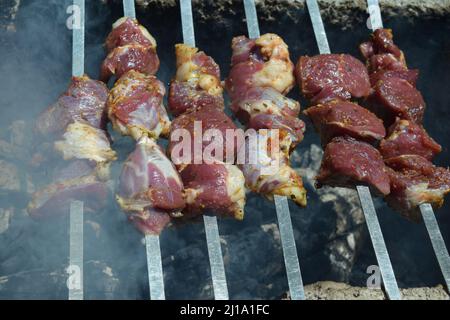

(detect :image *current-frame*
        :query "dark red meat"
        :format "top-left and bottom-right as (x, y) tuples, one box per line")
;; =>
(380, 119), (441, 161)
(35, 76), (108, 138)
(385, 155), (450, 221)
(316, 136), (390, 196)
(296, 54), (371, 104)
(305, 100), (386, 145)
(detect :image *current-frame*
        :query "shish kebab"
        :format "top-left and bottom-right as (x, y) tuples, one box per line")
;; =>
(295, 25), (450, 223)
(302, 0), (401, 300)
(365, 0), (450, 292)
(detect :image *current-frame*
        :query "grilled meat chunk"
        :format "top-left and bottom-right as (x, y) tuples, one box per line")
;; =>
(226, 34), (295, 101)
(180, 162), (246, 220)
(100, 17), (159, 82)
(117, 137), (185, 235)
(168, 44), (224, 116)
(237, 130), (306, 206)
(28, 161), (110, 219)
(305, 100), (386, 145)
(316, 136), (390, 196)
(380, 119), (441, 161)
(168, 105), (240, 167)
(385, 155), (450, 221)
(107, 70), (170, 140)
(295, 54), (371, 104)
(35, 76), (108, 138)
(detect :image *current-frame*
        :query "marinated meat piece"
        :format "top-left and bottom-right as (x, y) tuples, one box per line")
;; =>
(369, 69), (419, 87)
(116, 137), (185, 235)
(168, 105), (239, 166)
(54, 122), (117, 163)
(226, 34), (295, 101)
(295, 54), (371, 103)
(100, 17), (159, 83)
(247, 113), (305, 150)
(28, 164), (109, 219)
(316, 136), (390, 196)
(107, 70), (170, 140)
(180, 162), (246, 220)
(380, 119), (441, 161)
(369, 77), (425, 125)
(230, 86), (300, 124)
(367, 53), (406, 73)
(385, 155), (450, 221)
(305, 100), (386, 145)
(360, 28), (404, 63)
(237, 130), (307, 206)
(168, 44), (224, 116)
(35, 76), (108, 138)
(105, 17), (156, 53)
(100, 44), (160, 83)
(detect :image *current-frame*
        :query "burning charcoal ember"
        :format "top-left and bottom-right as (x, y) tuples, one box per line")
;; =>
(100, 18), (160, 82)
(168, 105), (240, 166)
(180, 163), (246, 219)
(35, 76), (109, 139)
(238, 131), (306, 206)
(116, 137), (185, 235)
(295, 54), (371, 104)
(27, 163), (110, 219)
(316, 137), (390, 196)
(304, 100), (386, 145)
(380, 119), (441, 161)
(385, 155), (450, 221)
(107, 70), (170, 140)
(169, 43), (247, 218)
(226, 33), (307, 206)
(54, 122), (117, 163)
(168, 44), (224, 116)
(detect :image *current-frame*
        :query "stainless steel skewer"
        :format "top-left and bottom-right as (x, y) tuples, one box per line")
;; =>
(366, 0), (450, 293)
(305, 0), (401, 300)
(123, 0), (166, 300)
(243, 0), (306, 300)
(179, 0), (229, 300)
(68, 0), (85, 301)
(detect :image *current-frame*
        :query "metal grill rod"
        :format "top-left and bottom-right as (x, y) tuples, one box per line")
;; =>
(366, 0), (450, 294)
(179, 0), (229, 300)
(123, 0), (166, 300)
(305, 0), (401, 300)
(68, 0), (85, 301)
(243, 0), (306, 300)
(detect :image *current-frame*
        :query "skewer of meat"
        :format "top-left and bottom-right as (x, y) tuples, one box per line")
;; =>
(302, 0), (402, 300)
(28, 75), (116, 218)
(168, 44), (246, 220)
(225, 33), (307, 206)
(360, 28), (450, 221)
(103, 17), (185, 235)
(296, 52), (391, 197)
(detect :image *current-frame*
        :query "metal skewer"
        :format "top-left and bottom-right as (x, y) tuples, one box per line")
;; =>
(68, 0), (85, 300)
(243, 0), (305, 300)
(305, 0), (401, 300)
(180, 0), (229, 300)
(366, 0), (450, 293)
(123, 0), (166, 300)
